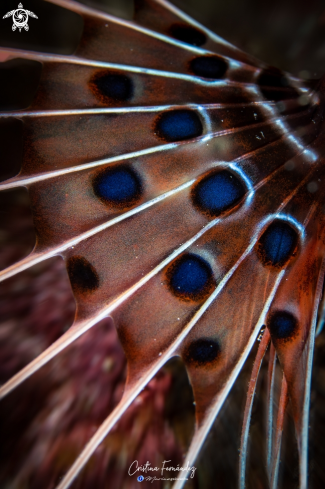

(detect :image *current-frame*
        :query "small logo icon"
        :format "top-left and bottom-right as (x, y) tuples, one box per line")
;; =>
(137, 475), (144, 482)
(3, 3), (38, 32)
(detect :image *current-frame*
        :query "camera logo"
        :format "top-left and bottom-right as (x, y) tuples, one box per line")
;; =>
(3, 3), (38, 32)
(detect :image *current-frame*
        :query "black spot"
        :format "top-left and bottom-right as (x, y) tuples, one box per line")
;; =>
(93, 165), (142, 209)
(184, 338), (220, 366)
(90, 71), (134, 102)
(191, 169), (246, 217)
(257, 67), (300, 101)
(155, 109), (203, 142)
(258, 67), (289, 88)
(166, 253), (214, 302)
(257, 220), (299, 268)
(67, 256), (99, 294)
(267, 311), (298, 341)
(189, 55), (228, 79)
(169, 23), (206, 46)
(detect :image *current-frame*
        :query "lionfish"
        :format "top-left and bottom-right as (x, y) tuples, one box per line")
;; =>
(0, 0), (324, 487)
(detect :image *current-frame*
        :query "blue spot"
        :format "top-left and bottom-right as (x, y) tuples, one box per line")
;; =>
(91, 72), (133, 102)
(137, 475), (144, 482)
(155, 109), (203, 142)
(167, 253), (214, 301)
(93, 165), (142, 208)
(258, 220), (299, 267)
(185, 338), (220, 365)
(268, 311), (297, 341)
(192, 170), (246, 217)
(190, 56), (228, 79)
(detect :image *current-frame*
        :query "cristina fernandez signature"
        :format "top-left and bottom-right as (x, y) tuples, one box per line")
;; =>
(128, 460), (197, 478)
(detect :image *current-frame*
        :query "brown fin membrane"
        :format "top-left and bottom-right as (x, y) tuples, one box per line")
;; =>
(133, 0), (261, 67)
(43, 0), (258, 82)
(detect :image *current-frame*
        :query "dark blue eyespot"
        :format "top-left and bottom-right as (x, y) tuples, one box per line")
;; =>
(93, 165), (142, 209)
(185, 338), (220, 365)
(190, 56), (228, 79)
(169, 23), (207, 46)
(257, 220), (299, 268)
(67, 256), (99, 294)
(192, 169), (246, 217)
(90, 72), (134, 102)
(155, 109), (203, 142)
(166, 253), (214, 301)
(267, 311), (298, 341)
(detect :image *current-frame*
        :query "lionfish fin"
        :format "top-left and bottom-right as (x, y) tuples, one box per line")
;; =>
(270, 374), (288, 489)
(239, 328), (271, 489)
(266, 342), (277, 477)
